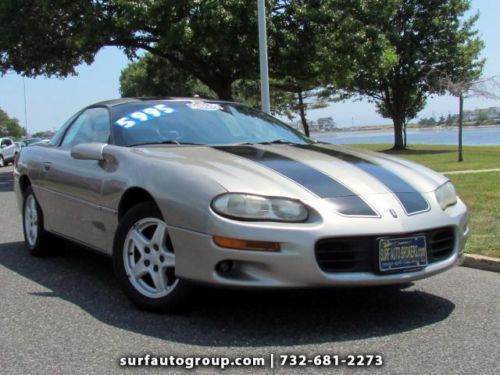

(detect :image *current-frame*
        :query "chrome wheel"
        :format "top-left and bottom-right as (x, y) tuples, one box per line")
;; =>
(24, 194), (38, 247)
(123, 217), (178, 298)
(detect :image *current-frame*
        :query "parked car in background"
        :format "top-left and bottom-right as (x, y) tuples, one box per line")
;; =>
(14, 98), (469, 312)
(18, 138), (43, 148)
(0, 137), (17, 167)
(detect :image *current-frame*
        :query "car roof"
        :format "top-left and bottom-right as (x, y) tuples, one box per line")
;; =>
(91, 97), (235, 108)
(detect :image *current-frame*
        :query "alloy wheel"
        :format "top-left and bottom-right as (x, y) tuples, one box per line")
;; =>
(123, 217), (178, 298)
(24, 194), (38, 247)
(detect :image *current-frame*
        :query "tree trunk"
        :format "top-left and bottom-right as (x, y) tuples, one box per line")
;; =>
(392, 116), (405, 150)
(214, 81), (234, 101)
(458, 94), (464, 162)
(297, 91), (310, 137)
(403, 121), (407, 148)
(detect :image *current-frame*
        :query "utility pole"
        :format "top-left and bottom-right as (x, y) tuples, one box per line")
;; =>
(23, 77), (29, 135)
(257, 0), (271, 114)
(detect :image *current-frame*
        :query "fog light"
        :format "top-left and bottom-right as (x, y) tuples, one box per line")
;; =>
(213, 236), (280, 252)
(216, 260), (234, 273)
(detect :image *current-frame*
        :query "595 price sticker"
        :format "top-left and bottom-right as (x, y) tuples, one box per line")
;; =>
(279, 354), (383, 367)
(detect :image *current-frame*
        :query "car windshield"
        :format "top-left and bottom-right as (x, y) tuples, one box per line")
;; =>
(111, 100), (312, 147)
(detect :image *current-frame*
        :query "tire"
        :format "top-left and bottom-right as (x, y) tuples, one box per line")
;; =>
(0, 155), (4, 168)
(113, 201), (191, 312)
(22, 186), (62, 256)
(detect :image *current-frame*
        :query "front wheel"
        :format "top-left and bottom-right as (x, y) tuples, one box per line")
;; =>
(0, 155), (4, 167)
(23, 186), (61, 256)
(113, 201), (191, 312)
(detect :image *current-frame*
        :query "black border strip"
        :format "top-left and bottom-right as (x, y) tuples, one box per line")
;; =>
(213, 145), (378, 217)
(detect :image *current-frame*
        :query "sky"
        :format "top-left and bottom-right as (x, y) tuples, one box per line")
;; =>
(0, 0), (499, 133)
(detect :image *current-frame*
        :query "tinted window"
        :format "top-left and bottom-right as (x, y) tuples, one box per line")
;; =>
(111, 101), (311, 146)
(61, 108), (110, 149)
(2, 139), (12, 146)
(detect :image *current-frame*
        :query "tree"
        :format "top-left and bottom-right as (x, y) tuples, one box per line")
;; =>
(118, 55), (298, 119)
(445, 114), (454, 126)
(0, 1), (260, 100)
(476, 110), (489, 125)
(0, 109), (26, 138)
(317, 117), (336, 131)
(418, 117), (437, 126)
(346, 0), (484, 149)
(435, 75), (500, 161)
(1, 1), (395, 136)
(268, 0), (395, 136)
(119, 54), (215, 98)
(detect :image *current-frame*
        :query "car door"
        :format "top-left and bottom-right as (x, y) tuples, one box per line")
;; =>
(41, 107), (114, 251)
(1, 138), (16, 161)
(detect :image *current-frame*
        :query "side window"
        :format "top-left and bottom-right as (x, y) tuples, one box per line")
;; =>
(60, 108), (110, 149)
(50, 112), (80, 147)
(3, 139), (12, 146)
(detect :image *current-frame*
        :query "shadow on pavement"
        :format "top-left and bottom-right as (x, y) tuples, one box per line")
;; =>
(0, 167), (14, 192)
(0, 241), (455, 347)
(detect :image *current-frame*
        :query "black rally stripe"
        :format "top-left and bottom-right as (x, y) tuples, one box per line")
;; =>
(214, 145), (378, 216)
(300, 145), (430, 214)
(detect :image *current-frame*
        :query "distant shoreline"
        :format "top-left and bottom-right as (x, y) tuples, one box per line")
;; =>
(312, 124), (500, 135)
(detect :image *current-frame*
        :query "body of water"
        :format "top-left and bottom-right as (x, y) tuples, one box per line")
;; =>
(316, 126), (500, 146)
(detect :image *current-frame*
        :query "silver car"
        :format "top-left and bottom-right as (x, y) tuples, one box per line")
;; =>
(14, 98), (469, 312)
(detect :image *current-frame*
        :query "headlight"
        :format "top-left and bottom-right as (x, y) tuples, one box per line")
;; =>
(435, 182), (457, 210)
(211, 193), (308, 222)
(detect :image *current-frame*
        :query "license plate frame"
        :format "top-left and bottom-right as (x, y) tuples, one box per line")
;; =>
(378, 235), (428, 272)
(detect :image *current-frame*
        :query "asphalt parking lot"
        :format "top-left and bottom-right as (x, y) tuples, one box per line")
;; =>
(0, 165), (499, 374)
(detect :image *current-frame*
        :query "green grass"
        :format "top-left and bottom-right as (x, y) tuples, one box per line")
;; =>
(354, 144), (500, 258)
(448, 173), (500, 257)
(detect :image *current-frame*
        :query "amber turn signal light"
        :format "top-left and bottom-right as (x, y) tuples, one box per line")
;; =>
(213, 236), (280, 252)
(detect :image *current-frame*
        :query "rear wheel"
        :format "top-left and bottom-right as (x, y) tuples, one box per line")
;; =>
(0, 155), (4, 167)
(23, 186), (61, 256)
(113, 201), (191, 312)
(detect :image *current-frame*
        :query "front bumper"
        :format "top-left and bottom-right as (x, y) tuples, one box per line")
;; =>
(170, 196), (470, 288)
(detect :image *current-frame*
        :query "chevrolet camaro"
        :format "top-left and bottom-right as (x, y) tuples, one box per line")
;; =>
(14, 98), (469, 311)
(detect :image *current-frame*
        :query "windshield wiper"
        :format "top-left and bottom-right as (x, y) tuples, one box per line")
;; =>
(253, 139), (301, 145)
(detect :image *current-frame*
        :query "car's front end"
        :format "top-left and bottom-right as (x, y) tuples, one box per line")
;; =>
(153, 143), (469, 289)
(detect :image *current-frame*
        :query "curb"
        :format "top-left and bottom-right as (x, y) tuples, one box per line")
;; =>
(462, 254), (500, 273)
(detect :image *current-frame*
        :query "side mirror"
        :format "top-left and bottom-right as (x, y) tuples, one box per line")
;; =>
(70, 143), (106, 161)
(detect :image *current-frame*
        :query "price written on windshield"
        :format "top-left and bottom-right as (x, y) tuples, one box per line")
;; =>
(114, 104), (175, 128)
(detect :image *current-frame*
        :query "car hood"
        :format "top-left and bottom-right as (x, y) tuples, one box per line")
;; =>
(130, 143), (447, 204)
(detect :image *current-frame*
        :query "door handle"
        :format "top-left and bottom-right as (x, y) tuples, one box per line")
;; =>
(42, 161), (52, 171)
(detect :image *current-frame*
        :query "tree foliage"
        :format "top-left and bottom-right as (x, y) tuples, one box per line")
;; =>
(0, 109), (26, 138)
(0, 0), (261, 100)
(118, 55), (299, 126)
(0, 0), (393, 135)
(0, 1), (484, 148)
(119, 54), (215, 98)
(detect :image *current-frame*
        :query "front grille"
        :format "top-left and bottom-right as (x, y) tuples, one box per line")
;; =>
(428, 227), (455, 261)
(315, 227), (455, 273)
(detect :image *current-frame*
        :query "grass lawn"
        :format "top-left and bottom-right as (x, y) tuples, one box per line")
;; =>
(355, 144), (500, 172)
(354, 144), (500, 258)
